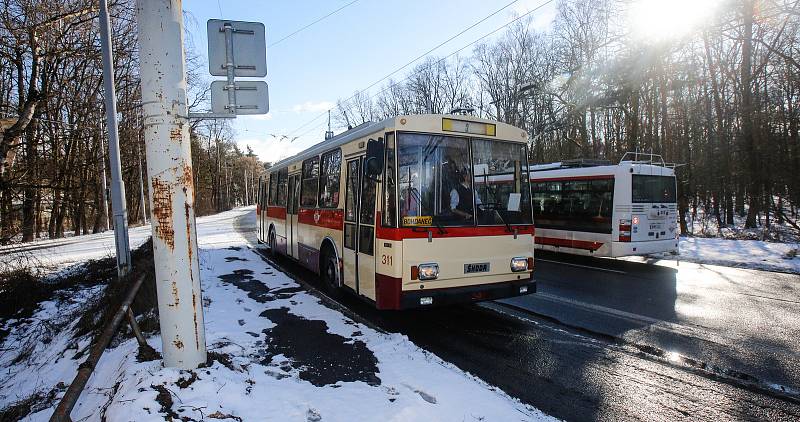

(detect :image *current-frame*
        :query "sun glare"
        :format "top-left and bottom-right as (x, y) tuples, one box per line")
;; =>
(628, 0), (722, 42)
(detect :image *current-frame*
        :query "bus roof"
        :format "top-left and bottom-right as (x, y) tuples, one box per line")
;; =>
(270, 118), (392, 172)
(529, 161), (675, 179)
(268, 114), (528, 173)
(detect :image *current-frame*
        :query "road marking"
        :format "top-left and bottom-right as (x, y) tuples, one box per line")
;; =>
(536, 258), (627, 274)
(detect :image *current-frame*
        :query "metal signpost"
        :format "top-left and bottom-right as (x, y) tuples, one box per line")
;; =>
(190, 19), (269, 119)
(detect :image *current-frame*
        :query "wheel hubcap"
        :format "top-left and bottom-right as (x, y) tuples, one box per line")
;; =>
(326, 259), (336, 286)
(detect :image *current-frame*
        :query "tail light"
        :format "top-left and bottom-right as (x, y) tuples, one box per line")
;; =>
(256, 204), (261, 215)
(619, 219), (631, 242)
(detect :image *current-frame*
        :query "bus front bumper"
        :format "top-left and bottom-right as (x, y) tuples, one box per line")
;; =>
(396, 276), (536, 309)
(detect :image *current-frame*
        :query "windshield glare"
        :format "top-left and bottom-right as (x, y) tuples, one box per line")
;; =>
(396, 133), (532, 227)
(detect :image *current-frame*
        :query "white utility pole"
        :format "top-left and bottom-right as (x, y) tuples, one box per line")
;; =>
(99, 0), (130, 276)
(136, 0), (207, 369)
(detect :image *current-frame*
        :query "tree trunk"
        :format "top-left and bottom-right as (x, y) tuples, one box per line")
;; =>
(741, 0), (760, 228)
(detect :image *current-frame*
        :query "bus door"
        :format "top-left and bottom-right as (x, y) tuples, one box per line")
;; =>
(287, 174), (300, 259)
(342, 157), (378, 299)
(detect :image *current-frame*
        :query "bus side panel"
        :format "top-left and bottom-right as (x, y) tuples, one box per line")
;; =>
(375, 212), (404, 309)
(297, 208), (344, 273)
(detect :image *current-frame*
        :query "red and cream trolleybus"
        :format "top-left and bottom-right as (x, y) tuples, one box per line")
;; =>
(529, 152), (679, 257)
(256, 114), (536, 309)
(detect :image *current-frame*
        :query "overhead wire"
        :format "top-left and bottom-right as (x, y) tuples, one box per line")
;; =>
(284, 0), (557, 141)
(269, 0), (361, 48)
(284, 0), (523, 138)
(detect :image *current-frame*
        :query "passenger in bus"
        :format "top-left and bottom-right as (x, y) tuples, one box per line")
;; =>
(449, 167), (481, 221)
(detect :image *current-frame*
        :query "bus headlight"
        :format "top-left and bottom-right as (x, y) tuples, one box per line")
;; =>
(510, 257), (528, 272)
(417, 263), (439, 280)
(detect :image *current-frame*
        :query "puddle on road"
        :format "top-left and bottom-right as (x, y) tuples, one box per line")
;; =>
(258, 307), (381, 387)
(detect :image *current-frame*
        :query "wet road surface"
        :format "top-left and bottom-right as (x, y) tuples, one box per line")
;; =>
(503, 252), (800, 394)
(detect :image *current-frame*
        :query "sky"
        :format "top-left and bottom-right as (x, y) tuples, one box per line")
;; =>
(182, 0), (559, 164)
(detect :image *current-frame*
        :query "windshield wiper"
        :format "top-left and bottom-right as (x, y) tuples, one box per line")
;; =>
(481, 203), (513, 233)
(497, 209), (513, 233)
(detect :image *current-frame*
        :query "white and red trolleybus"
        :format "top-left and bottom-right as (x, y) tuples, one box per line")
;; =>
(529, 153), (679, 257)
(256, 114), (536, 309)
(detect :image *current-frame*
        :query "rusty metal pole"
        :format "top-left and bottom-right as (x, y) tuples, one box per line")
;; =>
(50, 273), (148, 422)
(136, 0), (206, 368)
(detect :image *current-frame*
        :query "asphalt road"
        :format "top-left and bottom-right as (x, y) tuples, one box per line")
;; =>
(232, 214), (800, 421)
(502, 251), (800, 394)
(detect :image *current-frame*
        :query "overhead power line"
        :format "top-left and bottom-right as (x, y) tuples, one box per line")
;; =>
(285, 0), (556, 141)
(284, 0), (522, 138)
(269, 0), (361, 48)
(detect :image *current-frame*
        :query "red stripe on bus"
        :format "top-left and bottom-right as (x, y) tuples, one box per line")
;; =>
(375, 273), (402, 310)
(266, 206), (287, 219)
(375, 212), (534, 240)
(530, 175), (614, 182)
(535, 236), (604, 251)
(298, 208), (344, 230)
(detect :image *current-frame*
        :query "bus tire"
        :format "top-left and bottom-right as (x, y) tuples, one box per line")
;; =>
(320, 247), (340, 292)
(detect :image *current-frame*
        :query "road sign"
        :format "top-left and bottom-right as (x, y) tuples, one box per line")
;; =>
(211, 81), (269, 115)
(207, 19), (267, 78)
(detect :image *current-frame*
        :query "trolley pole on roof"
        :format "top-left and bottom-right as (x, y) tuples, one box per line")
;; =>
(136, 0), (207, 369)
(99, 0), (131, 276)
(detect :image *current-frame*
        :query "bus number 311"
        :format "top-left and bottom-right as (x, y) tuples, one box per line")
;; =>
(381, 255), (393, 266)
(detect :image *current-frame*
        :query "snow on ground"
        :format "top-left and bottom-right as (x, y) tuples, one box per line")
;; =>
(629, 236), (800, 274)
(3, 207), (553, 421)
(0, 224), (153, 273)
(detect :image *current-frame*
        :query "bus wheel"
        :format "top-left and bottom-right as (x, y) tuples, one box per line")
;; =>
(321, 249), (339, 291)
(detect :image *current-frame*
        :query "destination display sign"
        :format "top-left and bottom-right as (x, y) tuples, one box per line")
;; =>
(402, 216), (433, 226)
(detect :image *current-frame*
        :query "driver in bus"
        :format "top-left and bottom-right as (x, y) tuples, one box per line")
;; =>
(450, 167), (481, 221)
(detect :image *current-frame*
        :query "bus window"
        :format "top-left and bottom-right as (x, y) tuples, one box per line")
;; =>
(471, 139), (532, 225)
(397, 133), (471, 226)
(268, 174), (277, 205)
(301, 157), (320, 207)
(632, 175), (676, 203)
(276, 169), (288, 206)
(359, 170), (377, 255)
(344, 160), (360, 250)
(319, 149), (342, 208)
(382, 133), (397, 227)
(532, 178), (614, 233)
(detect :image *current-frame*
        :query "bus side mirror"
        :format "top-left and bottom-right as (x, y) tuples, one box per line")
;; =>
(364, 137), (384, 177)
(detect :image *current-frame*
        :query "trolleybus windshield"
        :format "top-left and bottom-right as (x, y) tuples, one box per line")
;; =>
(396, 133), (532, 227)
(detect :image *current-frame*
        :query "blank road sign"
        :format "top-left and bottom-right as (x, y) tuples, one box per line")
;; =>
(211, 81), (269, 115)
(207, 19), (267, 77)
